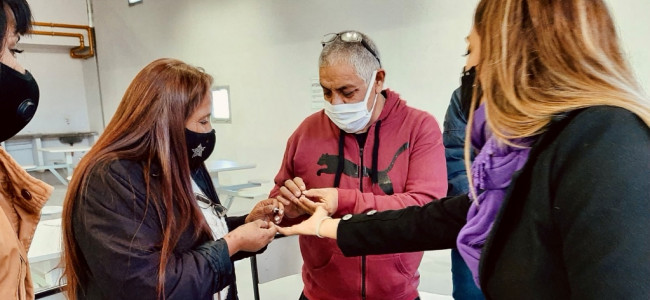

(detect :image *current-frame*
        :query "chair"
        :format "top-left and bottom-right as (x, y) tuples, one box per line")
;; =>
(250, 234), (303, 300)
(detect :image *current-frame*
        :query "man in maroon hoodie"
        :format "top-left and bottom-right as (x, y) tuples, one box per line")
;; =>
(271, 31), (447, 300)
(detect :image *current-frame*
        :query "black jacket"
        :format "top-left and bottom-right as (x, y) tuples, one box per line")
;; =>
(72, 160), (251, 300)
(336, 106), (650, 299)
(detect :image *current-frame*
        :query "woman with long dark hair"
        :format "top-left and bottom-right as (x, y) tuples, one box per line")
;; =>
(61, 58), (280, 300)
(278, 0), (650, 298)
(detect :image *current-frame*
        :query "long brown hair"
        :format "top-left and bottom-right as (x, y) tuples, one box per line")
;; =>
(61, 58), (214, 299)
(463, 0), (650, 198)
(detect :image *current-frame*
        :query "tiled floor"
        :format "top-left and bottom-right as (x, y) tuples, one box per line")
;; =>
(32, 171), (454, 299)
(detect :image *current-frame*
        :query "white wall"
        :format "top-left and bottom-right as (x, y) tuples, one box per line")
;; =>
(44, 0), (648, 187)
(89, 0), (650, 188)
(607, 1), (650, 91)
(90, 0), (479, 186)
(17, 0), (103, 134)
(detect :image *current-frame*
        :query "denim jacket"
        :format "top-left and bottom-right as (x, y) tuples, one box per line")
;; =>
(443, 87), (475, 197)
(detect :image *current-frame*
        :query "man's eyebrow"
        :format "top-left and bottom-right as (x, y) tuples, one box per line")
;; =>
(338, 85), (357, 91)
(320, 84), (356, 92)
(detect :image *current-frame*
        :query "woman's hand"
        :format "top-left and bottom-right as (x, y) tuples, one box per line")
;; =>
(245, 198), (284, 224)
(224, 219), (277, 255)
(275, 206), (340, 239)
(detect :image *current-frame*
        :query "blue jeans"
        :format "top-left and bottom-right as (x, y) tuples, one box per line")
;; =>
(451, 248), (484, 299)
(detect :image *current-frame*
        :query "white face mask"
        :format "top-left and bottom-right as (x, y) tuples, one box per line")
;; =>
(324, 70), (378, 133)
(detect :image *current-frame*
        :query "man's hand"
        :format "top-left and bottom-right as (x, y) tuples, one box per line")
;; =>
(245, 198), (284, 224)
(276, 177), (313, 217)
(301, 188), (338, 215)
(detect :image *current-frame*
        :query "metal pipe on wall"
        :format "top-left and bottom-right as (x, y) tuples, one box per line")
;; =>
(30, 22), (95, 59)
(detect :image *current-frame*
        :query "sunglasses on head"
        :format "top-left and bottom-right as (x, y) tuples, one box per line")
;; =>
(321, 31), (381, 67)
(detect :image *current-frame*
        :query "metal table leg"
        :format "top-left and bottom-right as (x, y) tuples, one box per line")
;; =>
(251, 255), (260, 300)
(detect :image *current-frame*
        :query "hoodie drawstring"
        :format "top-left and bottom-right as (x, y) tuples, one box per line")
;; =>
(371, 120), (381, 184)
(333, 120), (382, 188)
(334, 129), (345, 188)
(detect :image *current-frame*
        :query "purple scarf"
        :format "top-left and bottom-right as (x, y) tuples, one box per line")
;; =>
(456, 104), (532, 287)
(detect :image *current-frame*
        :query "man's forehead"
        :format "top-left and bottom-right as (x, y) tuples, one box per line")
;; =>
(319, 64), (363, 88)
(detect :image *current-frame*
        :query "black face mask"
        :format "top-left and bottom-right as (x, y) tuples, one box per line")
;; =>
(460, 66), (482, 119)
(0, 63), (40, 142)
(185, 128), (216, 170)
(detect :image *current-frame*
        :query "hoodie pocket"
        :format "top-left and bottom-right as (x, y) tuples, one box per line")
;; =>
(305, 252), (363, 299)
(365, 252), (424, 299)
(300, 236), (338, 270)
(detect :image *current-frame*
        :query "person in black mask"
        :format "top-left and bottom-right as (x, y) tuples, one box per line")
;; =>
(61, 58), (283, 300)
(0, 1), (54, 299)
(0, 0), (39, 142)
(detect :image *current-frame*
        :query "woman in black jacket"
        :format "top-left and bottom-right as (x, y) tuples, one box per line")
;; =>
(277, 0), (650, 299)
(61, 58), (282, 300)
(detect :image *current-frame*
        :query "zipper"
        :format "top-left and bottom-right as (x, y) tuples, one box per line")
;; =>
(359, 145), (367, 300)
(18, 255), (26, 300)
(361, 256), (367, 300)
(359, 146), (364, 191)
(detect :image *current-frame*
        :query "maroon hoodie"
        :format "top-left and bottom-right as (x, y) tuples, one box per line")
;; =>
(271, 89), (447, 300)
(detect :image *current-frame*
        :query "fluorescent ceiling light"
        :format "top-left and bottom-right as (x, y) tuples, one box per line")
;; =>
(128, 0), (143, 6)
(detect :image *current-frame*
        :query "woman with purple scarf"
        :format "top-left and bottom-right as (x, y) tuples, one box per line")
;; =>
(277, 0), (650, 299)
